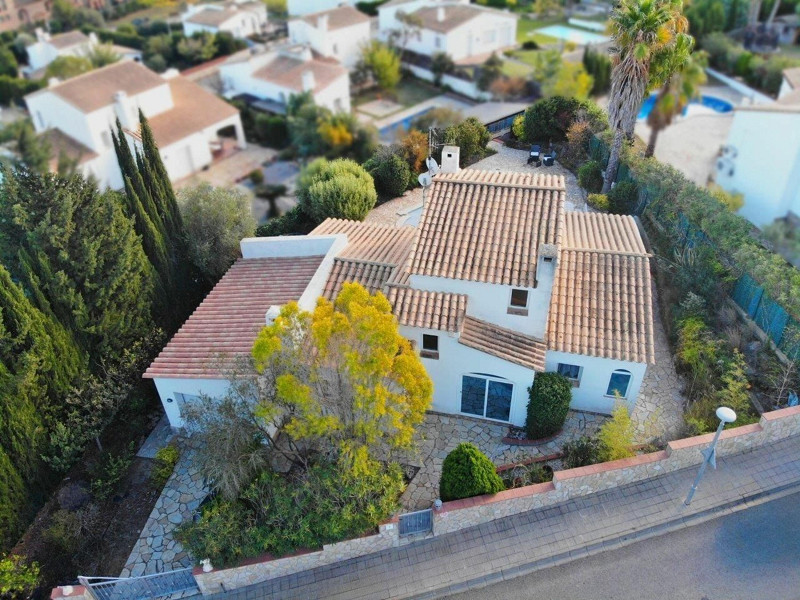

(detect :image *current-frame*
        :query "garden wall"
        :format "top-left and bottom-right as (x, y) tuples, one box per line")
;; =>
(184, 405), (800, 594)
(403, 64), (491, 102)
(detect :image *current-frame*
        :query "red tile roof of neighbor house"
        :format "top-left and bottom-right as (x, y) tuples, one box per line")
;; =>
(300, 5), (370, 29)
(252, 54), (347, 93)
(47, 30), (90, 50)
(143, 256), (324, 379)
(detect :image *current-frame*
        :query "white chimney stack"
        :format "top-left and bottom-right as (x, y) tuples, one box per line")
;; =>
(437, 6), (445, 21)
(302, 70), (315, 92)
(317, 14), (328, 31)
(440, 145), (460, 174)
(35, 27), (50, 43)
(112, 90), (134, 129)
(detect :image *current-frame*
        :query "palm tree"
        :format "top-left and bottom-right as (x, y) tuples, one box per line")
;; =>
(602, 0), (691, 193)
(645, 49), (707, 157)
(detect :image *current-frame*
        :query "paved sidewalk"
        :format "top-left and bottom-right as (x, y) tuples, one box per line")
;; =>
(210, 435), (800, 600)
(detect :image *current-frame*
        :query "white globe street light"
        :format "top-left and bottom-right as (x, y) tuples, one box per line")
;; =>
(685, 406), (737, 505)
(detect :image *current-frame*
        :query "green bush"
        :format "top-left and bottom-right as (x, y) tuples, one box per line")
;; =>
(522, 40), (539, 50)
(249, 169), (264, 185)
(0, 554), (40, 600)
(90, 442), (134, 501)
(296, 158), (377, 223)
(178, 459), (404, 567)
(525, 372), (572, 439)
(578, 160), (604, 193)
(439, 442), (504, 502)
(597, 401), (635, 462)
(607, 180), (639, 214)
(254, 114), (289, 149)
(522, 96), (607, 143)
(256, 205), (316, 237)
(561, 436), (601, 469)
(364, 150), (411, 201)
(151, 445), (180, 488)
(587, 193), (609, 211)
(0, 75), (45, 106)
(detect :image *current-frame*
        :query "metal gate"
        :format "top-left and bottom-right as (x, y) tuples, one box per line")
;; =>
(78, 568), (198, 600)
(398, 508), (433, 537)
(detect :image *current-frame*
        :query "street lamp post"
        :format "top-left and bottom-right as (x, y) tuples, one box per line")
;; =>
(684, 406), (737, 506)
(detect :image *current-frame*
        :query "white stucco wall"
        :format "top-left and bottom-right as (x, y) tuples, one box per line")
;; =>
(152, 377), (232, 429)
(409, 258), (555, 339)
(544, 350), (647, 414)
(716, 109), (800, 228)
(289, 19), (371, 68)
(402, 325), (535, 426)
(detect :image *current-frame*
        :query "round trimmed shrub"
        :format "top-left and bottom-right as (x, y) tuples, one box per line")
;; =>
(578, 160), (603, 193)
(364, 152), (411, 201)
(439, 442), (504, 502)
(249, 169), (264, 185)
(297, 158), (378, 223)
(608, 180), (639, 214)
(525, 372), (572, 439)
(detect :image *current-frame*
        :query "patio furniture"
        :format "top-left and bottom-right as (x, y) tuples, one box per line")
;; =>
(527, 144), (541, 165)
(542, 154), (555, 166)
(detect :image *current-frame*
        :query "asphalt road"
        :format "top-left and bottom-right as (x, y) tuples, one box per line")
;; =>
(444, 491), (800, 600)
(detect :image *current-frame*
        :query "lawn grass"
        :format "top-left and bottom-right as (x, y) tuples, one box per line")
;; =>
(353, 78), (440, 110)
(501, 59), (534, 78)
(516, 16), (566, 44)
(109, 3), (181, 26)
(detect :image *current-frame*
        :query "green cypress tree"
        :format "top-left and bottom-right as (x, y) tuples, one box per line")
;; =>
(0, 169), (154, 359)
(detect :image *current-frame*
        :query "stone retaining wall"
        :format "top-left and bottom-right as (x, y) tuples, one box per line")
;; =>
(186, 405), (800, 593)
(49, 406), (799, 598)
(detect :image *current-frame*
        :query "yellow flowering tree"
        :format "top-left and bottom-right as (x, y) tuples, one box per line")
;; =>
(251, 282), (433, 477)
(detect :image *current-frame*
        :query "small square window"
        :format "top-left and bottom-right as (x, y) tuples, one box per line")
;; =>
(510, 289), (528, 307)
(557, 363), (581, 387)
(421, 334), (439, 359)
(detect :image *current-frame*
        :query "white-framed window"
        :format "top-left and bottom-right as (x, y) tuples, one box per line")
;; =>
(435, 35), (441, 48)
(557, 363), (582, 386)
(606, 369), (632, 398)
(508, 288), (529, 315)
(421, 333), (439, 359)
(460, 373), (513, 422)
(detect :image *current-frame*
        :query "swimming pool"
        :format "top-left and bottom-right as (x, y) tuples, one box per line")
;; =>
(379, 107), (433, 139)
(637, 94), (734, 119)
(536, 25), (610, 45)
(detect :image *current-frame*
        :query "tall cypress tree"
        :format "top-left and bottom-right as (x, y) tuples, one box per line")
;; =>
(0, 169), (154, 360)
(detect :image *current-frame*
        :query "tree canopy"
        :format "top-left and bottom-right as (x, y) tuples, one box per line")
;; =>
(296, 158), (378, 223)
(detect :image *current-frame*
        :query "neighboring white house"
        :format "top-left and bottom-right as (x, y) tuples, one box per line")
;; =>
(378, 0), (517, 61)
(288, 5), (371, 68)
(219, 44), (351, 113)
(24, 28), (141, 75)
(288, 0), (358, 16)
(181, 0), (267, 38)
(25, 61), (246, 189)
(145, 162), (656, 430)
(716, 76), (800, 228)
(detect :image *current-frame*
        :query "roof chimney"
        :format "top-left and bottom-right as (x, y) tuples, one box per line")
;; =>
(437, 6), (445, 21)
(113, 90), (134, 130)
(440, 145), (460, 174)
(35, 27), (49, 43)
(317, 13), (328, 31)
(302, 69), (315, 92)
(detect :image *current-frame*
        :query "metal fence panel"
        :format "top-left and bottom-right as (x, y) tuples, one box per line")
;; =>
(754, 293), (790, 346)
(79, 569), (197, 600)
(398, 509), (433, 537)
(731, 275), (764, 319)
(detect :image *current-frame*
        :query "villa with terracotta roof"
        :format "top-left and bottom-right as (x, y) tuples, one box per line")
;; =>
(288, 5), (371, 67)
(23, 28), (141, 76)
(24, 61), (245, 189)
(378, 0), (517, 62)
(219, 44), (351, 113)
(181, 0), (267, 39)
(145, 158), (656, 429)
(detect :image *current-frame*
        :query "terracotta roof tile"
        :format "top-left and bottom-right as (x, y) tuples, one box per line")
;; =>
(300, 5), (370, 29)
(48, 31), (90, 50)
(146, 76), (239, 148)
(548, 213), (655, 364)
(459, 316), (546, 371)
(29, 61), (165, 114)
(143, 256), (323, 379)
(311, 218), (416, 264)
(252, 54), (347, 93)
(412, 5), (486, 33)
(323, 259), (395, 300)
(185, 7), (239, 26)
(784, 66), (800, 90)
(387, 287), (467, 332)
(42, 129), (97, 165)
(408, 170), (565, 287)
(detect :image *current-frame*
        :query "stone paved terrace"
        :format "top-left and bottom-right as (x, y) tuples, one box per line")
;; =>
(401, 411), (607, 511)
(205, 434), (800, 600)
(120, 442), (209, 577)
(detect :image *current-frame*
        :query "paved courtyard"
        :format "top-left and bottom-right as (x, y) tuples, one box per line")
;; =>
(173, 145), (275, 190)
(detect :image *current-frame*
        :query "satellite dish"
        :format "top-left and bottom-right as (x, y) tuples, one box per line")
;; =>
(418, 172), (432, 187)
(426, 157), (440, 175)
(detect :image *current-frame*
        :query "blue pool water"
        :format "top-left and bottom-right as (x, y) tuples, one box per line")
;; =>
(536, 25), (610, 45)
(638, 94), (734, 119)
(379, 107), (433, 138)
